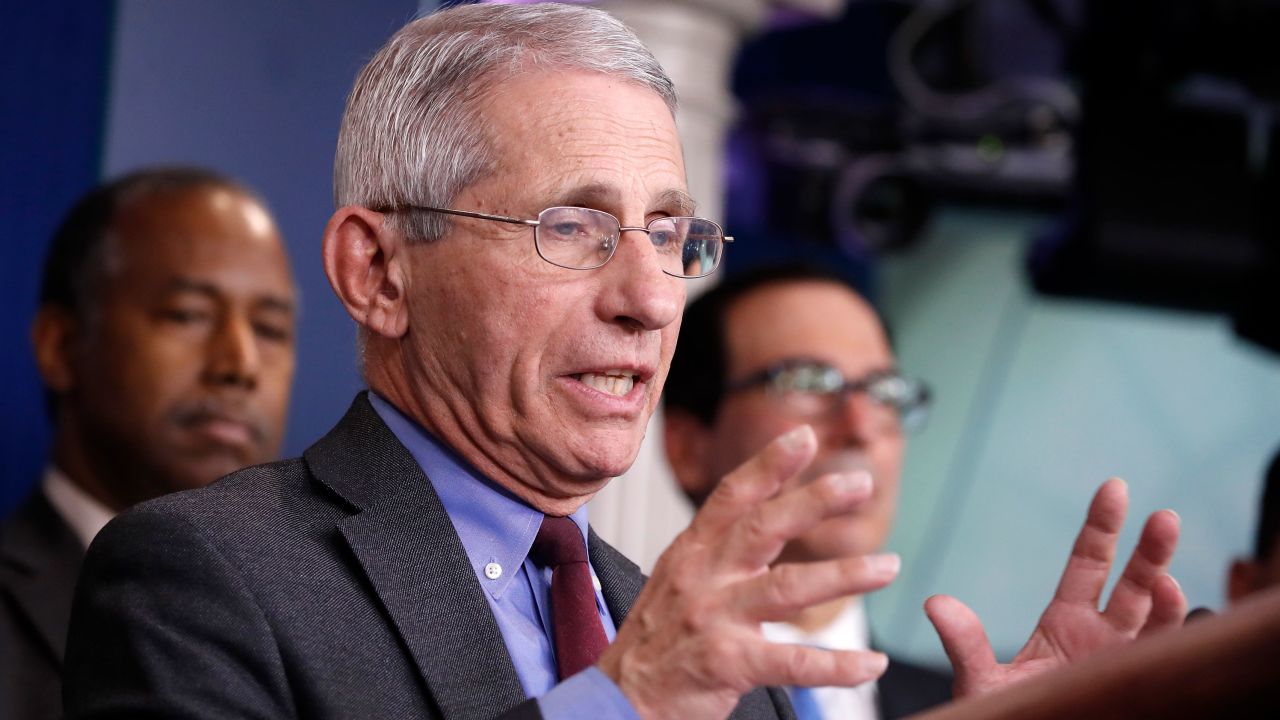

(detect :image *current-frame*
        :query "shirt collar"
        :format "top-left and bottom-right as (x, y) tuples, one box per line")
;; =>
(761, 596), (871, 652)
(42, 466), (115, 549)
(368, 392), (592, 600)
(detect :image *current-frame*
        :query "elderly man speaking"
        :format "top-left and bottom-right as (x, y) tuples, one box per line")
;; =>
(64, 4), (1186, 719)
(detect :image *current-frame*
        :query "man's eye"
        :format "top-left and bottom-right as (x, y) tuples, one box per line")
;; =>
(787, 365), (841, 393)
(868, 376), (908, 405)
(774, 369), (820, 394)
(549, 222), (590, 238)
(158, 308), (212, 325)
(648, 228), (672, 245)
(254, 322), (292, 343)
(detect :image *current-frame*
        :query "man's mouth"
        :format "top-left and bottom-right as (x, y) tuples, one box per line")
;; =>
(573, 370), (639, 397)
(193, 417), (256, 447)
(173, 401), (267, 450)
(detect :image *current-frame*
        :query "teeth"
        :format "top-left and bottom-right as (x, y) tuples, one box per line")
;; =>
(578, 371), (636, 397)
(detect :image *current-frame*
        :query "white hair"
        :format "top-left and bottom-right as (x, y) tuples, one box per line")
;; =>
(333, 2), (678, 242)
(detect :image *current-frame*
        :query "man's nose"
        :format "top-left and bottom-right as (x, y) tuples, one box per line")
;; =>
(829, 390), (890, 446)
(594, 227), (683, 331)
(204, 313), (260, 390)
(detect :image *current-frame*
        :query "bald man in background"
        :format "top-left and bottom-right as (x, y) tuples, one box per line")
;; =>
(0, 168), (297, 720)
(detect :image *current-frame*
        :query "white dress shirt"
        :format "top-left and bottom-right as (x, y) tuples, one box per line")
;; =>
(762, 598), (880, 720)
(42, 466), (114, 549)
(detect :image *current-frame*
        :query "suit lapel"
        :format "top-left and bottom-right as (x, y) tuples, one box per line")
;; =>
(587, 528), (645, 626)
(305, 394), (527, 720)
(0, 491), (84, 663)
(305, 394), (790, 720)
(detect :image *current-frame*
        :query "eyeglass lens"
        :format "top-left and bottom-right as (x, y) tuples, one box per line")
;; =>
(534, 207), (724, 278)
(768, 364), (929, 433)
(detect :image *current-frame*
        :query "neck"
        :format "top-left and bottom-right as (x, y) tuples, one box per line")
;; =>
(49, 418), (131, 513)
(786, 595), (855, 635)
(364, 358), (601, 517)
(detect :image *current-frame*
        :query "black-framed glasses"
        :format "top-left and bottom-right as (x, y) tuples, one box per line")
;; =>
(725, 359), (932, 433)
(381, 205), (733, 279)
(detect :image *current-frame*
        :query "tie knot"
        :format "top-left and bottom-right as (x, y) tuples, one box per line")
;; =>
(530, 515), (588, 567)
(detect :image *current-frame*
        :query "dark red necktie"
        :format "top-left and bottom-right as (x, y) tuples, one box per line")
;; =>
(529, 515), (609, 680)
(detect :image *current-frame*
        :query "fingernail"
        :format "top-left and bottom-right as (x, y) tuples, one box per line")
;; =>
(865, 652), (888, 676)
(777, 425), (814, 452)
(867, 553), (900, 576)
(830, 471), (872, 495)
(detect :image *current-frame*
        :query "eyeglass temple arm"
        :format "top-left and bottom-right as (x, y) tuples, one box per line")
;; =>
(723, 368), (777, 394)
(415, 206), (539, 227)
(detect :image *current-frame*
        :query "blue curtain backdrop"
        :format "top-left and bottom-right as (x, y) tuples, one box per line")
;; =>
(0, 1), (115, 516)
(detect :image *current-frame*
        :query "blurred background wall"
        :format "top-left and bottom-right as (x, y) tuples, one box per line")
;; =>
(3, 0), (1278, 669)
(1, 2), (115, 524)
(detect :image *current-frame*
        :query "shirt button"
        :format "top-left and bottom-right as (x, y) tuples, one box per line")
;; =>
(484, 562), (503, 580)
(592, 574), (602, 592)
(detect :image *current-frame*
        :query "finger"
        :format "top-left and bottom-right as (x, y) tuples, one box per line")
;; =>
(720, 470), (873, 570)
(925, 594), (997, 693)
(689, 426), (817, 539)
(1102, 509), (1180, 632)
(1053, 478), (1128, 606)
(731, 553), (900, 622)
(743, 642), (888, 689)
(1138, 574), (1187, 638)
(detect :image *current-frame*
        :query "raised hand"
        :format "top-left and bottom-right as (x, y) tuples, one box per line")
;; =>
(924, 478), (1187, 697)
(597, 425), (901, 719)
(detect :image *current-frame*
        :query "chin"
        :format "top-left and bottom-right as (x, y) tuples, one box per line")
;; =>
(568, 422), (647, 473)
(574, 451), (639, 482)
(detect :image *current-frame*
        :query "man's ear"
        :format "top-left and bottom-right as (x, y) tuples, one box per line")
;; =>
(31, 306), (78, 394)
(662, 408), (717, 507)
(322, 205), (411, 338)
(1228, 558), (1261, 605)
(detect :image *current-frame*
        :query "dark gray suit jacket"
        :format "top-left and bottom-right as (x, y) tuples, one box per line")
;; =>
(1, 489), (84, 720)
(879, 657), (952, 718)
(64, 393), (793, 719)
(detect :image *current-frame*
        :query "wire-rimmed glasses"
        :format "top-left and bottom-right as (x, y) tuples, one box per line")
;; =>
(726, 358), (932, 434)
(380, 205), (733, 279)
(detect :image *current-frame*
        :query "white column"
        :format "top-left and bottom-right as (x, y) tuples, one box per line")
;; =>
(590, 0), (842, 570)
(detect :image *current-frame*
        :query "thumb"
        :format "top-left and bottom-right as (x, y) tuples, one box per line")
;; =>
(925, 594), (996, 697)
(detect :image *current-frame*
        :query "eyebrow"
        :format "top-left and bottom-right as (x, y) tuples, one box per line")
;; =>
(546, 184), (698, 217)
(550, 183), (618, 210)
(654, 188), (697, 217)
(167, 277), (296, 314)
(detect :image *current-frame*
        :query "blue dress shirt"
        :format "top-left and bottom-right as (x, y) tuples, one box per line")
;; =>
(370, 393), (638, 719)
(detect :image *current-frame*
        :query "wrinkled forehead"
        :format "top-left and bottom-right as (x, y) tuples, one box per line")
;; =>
(474, 70), (689, 217)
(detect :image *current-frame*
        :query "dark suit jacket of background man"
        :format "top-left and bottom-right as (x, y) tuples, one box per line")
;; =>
(63, 393), (795, 719)
(879, 657), (952, 718)
(1, 489), (83, 720)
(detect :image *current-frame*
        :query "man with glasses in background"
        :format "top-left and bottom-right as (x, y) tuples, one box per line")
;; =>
(66, 5), (1187, 719)
(663, 265), (949, 719)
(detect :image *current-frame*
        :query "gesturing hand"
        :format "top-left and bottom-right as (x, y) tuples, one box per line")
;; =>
(925, 478), (1187, 697)
(598, 425), (900, 720)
